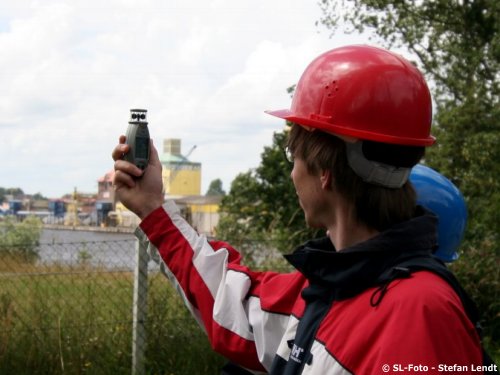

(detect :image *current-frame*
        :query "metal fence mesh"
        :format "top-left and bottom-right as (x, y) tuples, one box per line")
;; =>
(0, 229), (242, 374)
(0, 225), (293, 375)
(1, 237), (139, 374)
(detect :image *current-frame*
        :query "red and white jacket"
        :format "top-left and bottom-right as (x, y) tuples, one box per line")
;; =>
(136, 201), (483, 374)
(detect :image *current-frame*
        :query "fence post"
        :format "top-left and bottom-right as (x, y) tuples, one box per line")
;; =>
(132, 239), (148, 375)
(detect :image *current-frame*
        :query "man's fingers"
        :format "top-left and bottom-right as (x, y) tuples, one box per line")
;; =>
(114, 159), (143, 178)
(111, 136), (128, 161)
(112, 143), (131, 161)
(113, 169), (136, 189)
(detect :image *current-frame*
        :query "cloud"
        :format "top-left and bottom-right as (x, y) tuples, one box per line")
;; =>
(0, 0), (369, 197)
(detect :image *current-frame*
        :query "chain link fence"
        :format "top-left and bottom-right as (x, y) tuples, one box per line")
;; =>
(0, 227), (227, 375)
(4, 220), (498, 373)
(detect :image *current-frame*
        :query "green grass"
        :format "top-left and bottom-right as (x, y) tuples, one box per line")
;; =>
(0, 258), (224, 375)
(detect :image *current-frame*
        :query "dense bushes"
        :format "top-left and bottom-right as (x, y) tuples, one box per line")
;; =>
(451, 240), (500, 362)
(0, 216), (42, 262)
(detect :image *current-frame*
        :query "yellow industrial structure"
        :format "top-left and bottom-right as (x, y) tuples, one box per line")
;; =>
(64, 187), (81, 226)
(175, 195), (221, 235)
(160, 139), (201, 196)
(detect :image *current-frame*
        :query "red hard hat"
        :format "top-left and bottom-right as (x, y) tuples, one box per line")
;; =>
(267, 45), (435, 146)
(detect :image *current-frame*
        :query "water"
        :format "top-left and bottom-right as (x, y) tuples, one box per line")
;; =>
(38, 228), (138, 270)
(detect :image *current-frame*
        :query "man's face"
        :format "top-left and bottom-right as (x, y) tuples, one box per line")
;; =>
(290, 157), (329, 229)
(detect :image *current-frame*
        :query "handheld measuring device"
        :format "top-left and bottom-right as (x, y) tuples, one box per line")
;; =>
(124, 109), (150, 170)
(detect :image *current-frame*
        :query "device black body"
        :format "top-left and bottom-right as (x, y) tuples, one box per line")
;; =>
(125, 109), (150, 170)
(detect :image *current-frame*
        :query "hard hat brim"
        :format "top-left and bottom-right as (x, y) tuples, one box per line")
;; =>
(265, 109), (436, 147)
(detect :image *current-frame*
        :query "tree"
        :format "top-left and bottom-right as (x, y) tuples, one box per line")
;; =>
(205, 179), (226, 196)
(318, 0), (499, 358)
(0, 187), (24, 203)
(0, 216), (42, 262)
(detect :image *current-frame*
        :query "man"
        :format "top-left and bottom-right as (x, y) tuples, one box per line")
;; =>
(112, 45), (484, 374)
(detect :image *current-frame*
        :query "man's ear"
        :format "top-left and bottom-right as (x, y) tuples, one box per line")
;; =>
(320, 169), (332, 190)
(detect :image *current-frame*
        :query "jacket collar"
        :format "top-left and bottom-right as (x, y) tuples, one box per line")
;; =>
(285, 207), (438, 300)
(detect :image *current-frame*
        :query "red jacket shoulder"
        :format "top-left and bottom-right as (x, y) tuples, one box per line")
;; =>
(317, 271), (483, 374)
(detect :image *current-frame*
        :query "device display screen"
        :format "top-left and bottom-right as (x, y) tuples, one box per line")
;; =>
(135, 137), (149, 159)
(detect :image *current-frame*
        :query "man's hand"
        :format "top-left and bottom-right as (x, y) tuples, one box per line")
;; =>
(111, 135), (164, 220)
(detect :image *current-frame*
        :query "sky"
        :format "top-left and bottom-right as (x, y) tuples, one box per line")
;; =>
(0, 0), (371, 198)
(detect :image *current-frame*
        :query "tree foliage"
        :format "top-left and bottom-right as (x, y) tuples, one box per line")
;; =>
(205, 179), (226, 197)
(318, 0), (499, 357)
(0, 216), (42, 262)
(0, 187), (24, 203)
(319, 0), (499, 99)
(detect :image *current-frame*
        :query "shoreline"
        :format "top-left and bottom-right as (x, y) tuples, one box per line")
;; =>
(43, 224), (135, 234)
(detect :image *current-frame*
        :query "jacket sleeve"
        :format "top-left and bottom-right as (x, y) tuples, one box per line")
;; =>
(135, 201), (304, 373)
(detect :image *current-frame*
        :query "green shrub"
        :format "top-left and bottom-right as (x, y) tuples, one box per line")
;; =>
(450, 239), (500, 364)
(0, 216), (42, 262)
